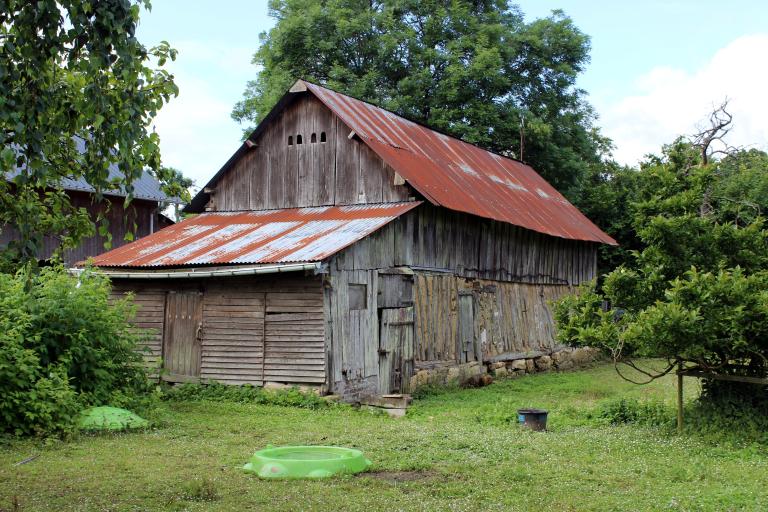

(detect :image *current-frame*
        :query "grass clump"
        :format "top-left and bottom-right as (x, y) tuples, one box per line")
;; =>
(178, 478), (219, 502)
(598, 397), (673, 427)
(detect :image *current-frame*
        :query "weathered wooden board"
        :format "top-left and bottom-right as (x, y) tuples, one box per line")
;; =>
(201, 284), (265, 385)
(334, 203), (598, 286)
(163, 291), (203, 381)
(378, 307), (414, 394)
(324, 268), (381, 398)
(113, 275), (326, 387)
(208, 94), (411, 211)
(263, 285), (325, 384)
(110, 286), (166, 372)
(412, 273), (575, 365)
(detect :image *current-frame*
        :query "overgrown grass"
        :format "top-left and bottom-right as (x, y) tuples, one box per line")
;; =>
(161, 382), (331, 409)
(1, 362), (766, 511)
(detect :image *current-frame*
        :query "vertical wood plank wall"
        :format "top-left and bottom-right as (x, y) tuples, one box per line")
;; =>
(325, 268), (380, 399)
(412, 274), (574, 368)
(111, 275), (325, 387)
(209, 94), (412, 211)
(326, 203), (599, 392)
(1, 191), (161, 266)
(334, 204), (599, 285)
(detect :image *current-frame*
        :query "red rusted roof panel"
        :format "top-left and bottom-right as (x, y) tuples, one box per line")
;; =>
(90, 202), (421, 268)
(305, 81), (616, 245)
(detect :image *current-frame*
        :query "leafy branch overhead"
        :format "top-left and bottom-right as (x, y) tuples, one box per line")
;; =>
(555, 105), (768, 384)
(0, 0), (179, 266)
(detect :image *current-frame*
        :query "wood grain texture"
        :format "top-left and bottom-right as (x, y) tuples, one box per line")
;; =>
(412, 273), (574, 365)
(110, 286), (166, 373)
(334, 203), (599, 286)
(112, 275), (325, 387)
(378, 307), (414, 394)
(209, 94), (410, 211)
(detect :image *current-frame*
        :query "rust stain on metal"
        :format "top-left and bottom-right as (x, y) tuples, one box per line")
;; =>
(304, 81), (616, 245)
(90, 202), (421, 268)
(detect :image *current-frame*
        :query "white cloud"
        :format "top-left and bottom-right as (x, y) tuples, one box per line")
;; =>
(148, 40), (257, 190)
(600, 34), (768, 165)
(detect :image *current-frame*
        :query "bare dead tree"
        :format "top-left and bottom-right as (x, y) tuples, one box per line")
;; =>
(690, 99), (735, 165)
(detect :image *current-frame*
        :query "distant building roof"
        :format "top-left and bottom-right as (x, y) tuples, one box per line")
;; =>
(89, 202), (421, 268)
(188, 80), (616, 245)
(6, 136), (180, 204)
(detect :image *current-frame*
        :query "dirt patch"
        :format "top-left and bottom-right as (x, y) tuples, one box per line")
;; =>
(363, 470), (436, 483)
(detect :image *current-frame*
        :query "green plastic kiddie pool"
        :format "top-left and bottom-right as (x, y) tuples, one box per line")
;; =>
(78, 406), (149, 431)
(243, 446), (372, 479)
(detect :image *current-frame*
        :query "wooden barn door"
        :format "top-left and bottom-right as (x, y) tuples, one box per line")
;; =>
(458, 292), (477, 363)
(163, 290), (203, 382)
(378, 307), (414, 394)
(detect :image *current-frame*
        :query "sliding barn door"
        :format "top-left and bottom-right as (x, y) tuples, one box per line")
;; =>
(163, 291), (203, 382)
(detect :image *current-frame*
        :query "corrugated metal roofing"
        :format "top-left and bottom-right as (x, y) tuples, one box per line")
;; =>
(303, 81), (616, 245)
(90, 202), (420, 268)
(6, 137), (179, 203)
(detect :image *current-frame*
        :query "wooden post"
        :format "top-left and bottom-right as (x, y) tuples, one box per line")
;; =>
(676, 361), (684, 433)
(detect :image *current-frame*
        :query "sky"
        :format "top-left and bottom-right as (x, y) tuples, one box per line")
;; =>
(136, 1), (768, 190)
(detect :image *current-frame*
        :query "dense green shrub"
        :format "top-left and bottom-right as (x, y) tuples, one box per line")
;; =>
(555, 141), (768, 439)
(597, 398), (672, 427)
(0, 266), (151, 436)
(162, 382), (329, 410)
(684, 380), (768, 445)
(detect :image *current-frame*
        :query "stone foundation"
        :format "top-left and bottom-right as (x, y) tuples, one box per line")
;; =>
(410, 361), (486, 390)
(409, 347), (603, 391)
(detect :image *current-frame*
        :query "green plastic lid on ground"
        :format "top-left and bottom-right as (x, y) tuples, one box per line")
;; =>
(78, 406), (149, 431)
(243, 446), (372, 479)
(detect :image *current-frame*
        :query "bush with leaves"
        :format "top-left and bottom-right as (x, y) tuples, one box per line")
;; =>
(0, 267), (151, 436)
(555, 139), (768, 394)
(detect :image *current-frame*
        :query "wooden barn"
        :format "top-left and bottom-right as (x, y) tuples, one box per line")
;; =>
(2, 136), (177, 266)
(89, 80), (616, 400)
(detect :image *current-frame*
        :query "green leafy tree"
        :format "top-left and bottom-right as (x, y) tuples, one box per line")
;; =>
(154, 166), (194, 222)
(555, 135), (768, 385)
(0, 0), (178, 267)
(233, 0), (609, 196)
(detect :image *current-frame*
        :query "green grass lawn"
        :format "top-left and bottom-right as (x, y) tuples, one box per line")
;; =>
(2, 363), (767, 511)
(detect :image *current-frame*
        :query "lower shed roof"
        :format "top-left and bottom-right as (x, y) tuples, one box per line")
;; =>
(88, 202), (421, 268)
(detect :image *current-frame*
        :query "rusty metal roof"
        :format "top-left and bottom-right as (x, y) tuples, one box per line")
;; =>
(90, 202), (420, 268)
(303, 81), (615, 245)
(185, 80), (614, 245)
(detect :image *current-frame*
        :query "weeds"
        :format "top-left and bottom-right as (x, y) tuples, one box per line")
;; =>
(177, 478), (219, 502)
(162, 382), (330, 410)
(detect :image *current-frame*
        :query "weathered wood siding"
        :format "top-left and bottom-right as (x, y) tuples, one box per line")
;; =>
(264, 289), (325, 384)
(324, 203), (598, 394)
(110, 284), (166, 372)
(207, 94), (412, 211)
(332, 203), (598, 285)
(324, 268), (381, 399)
(412, 273), (573, 367)
(111, 275), (325, 386)
(1, 191), (162, 266)
(201, 283), (265, 385)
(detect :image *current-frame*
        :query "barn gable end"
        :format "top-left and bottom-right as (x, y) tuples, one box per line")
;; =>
(205, 94), (412, 211)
